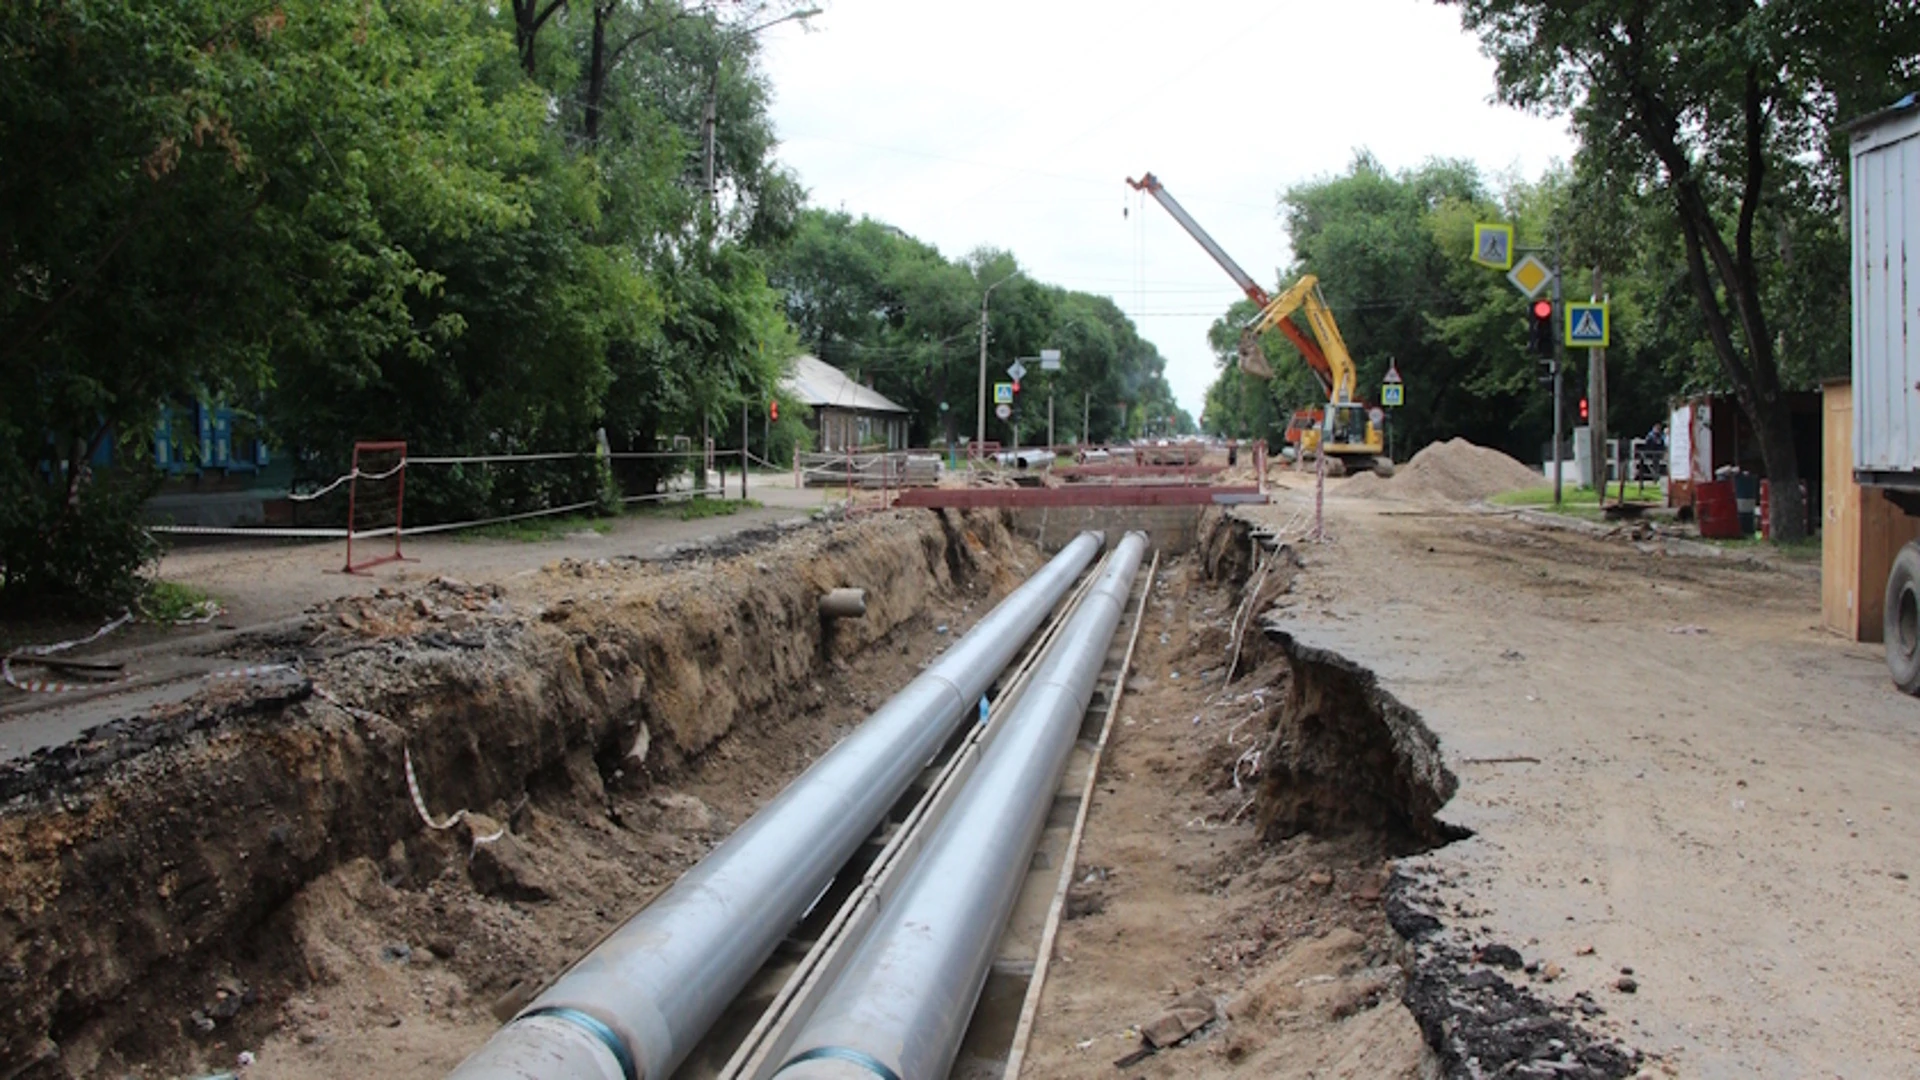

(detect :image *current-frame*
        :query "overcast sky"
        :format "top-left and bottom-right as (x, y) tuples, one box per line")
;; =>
(756, 0), (1576, 423)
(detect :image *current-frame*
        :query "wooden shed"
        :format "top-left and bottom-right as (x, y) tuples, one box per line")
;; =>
(781, 355), (910, 453)
(1821, 379), (1920, 641)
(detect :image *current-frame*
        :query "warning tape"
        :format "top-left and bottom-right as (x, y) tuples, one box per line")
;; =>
(203, 663), (297, 682)
(1, 659), (102, 695)
(2, 613), (134, 694)
(406, 451), (582, 465)
(288, 460), (408, 502)
(148, 524), (352, 538)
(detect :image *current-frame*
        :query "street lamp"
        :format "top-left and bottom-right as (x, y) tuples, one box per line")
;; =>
(704, 7), (822, 209)
(976, 270), (1021, 448)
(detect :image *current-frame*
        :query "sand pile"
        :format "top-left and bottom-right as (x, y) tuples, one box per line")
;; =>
(1344, 438), (1541, 503)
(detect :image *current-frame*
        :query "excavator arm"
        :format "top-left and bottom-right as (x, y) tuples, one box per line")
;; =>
(1249, 275), (1355, 404)
(1125, 172), (1333, 388)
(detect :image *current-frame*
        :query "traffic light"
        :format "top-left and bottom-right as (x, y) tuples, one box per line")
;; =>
(1537, 358), (1556, 390)
(1011, 380), (1021, 394)
(769, 400), (779, 422)
(1579, 397), (1589, 422)
(1528, 298), (1555, 358)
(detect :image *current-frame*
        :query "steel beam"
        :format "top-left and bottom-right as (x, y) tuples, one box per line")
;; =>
(445, 532), (1105, 1080)
(769, 532), (1149, 1080)
(893, 486), (1261, 508)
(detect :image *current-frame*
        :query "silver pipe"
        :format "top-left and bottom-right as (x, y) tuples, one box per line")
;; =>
(770, 532), (1149, 1080)
(447, 531), (1105, 1080)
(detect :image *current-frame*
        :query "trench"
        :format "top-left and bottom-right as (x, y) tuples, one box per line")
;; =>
(0, 507), (1632, 1080)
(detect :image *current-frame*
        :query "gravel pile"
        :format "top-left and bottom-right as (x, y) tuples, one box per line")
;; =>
(1344, 438), (1541, 503)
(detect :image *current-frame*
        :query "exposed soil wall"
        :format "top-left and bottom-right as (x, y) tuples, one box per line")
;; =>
(0, 509), (1026, 1079)
(1251, 629), (1465, 850)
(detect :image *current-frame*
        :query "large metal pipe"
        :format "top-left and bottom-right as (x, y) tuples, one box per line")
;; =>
(447, 531), (1105, 1080)
(770, 531), (1149, 1080)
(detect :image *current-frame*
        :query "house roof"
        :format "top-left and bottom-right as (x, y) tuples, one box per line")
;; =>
(781, 355), (908, 414)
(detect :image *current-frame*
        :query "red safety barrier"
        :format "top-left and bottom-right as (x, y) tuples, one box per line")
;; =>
(345, 440), (408, 573)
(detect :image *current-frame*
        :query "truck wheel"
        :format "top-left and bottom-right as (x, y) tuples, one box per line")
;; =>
(1884, 541), (1920, 695)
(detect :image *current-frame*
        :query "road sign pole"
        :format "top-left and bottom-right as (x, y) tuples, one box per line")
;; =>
(1552, 252), (1564, 507)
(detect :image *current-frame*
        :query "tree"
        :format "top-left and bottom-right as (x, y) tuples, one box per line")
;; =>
(1438, 0), (1920, 539)
(767, 212), (1186, 448)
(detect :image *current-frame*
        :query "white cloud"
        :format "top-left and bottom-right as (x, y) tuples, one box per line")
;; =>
(758, 0), (1574, 422)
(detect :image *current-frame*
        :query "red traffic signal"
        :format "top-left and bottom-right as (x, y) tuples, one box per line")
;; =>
(769, 400), (779, 421)
(1011, 380), (1020, 393)
(1527, 298), (1555, 358)
(1578, 397), (1590, 421)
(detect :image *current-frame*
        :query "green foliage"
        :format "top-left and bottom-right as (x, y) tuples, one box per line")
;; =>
(138, 580), (216, 624)
(0, 463), (160, 615)
(0, 0), (808, 605)
(767, 212), (1191, 446)
(667, 495), (759, 521)
(1436, 0), (1920, 539)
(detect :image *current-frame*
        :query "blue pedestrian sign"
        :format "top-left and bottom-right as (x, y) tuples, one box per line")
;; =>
(1381, 384), (1404, 407)
(1564, 301), (1610, 348)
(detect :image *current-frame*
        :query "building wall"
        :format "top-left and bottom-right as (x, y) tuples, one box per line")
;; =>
(814, 408), (906, 452)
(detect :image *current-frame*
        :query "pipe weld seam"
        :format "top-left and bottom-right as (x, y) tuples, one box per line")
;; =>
(521, 1007), (639, 1080)
(779, 1045), (903, 1080)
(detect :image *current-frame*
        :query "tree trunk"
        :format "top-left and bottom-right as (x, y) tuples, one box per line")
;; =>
(1749, 389), (1807, 543)
(584, 5), (609, 144)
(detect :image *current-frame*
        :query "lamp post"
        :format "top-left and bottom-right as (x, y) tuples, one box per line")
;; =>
(704, 7), (821, 212)
(975, 270), (1021, 449)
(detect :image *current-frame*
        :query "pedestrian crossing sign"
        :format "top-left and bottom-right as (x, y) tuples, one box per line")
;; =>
(1381, 384), (1404, 406)
(1564, 302), (1609, 348)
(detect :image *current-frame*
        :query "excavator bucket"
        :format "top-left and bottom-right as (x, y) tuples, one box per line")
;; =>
(1236, 331), (1274, 379)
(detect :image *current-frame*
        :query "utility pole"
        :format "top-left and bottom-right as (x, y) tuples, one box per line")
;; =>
(1048, 391), (1055, 451)
(1587, 265), (1608, 499)
(1083, 391), (1090, 448)
(976, 297), (989, 448)
(975, 271), (1019, 449)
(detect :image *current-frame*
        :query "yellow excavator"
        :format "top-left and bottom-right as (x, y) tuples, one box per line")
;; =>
(1126, 172), (1392, 476)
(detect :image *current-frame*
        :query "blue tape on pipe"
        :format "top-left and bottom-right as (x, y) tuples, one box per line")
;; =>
(521, 1007), (638, 1080)
(780, 1045), (904, 1080)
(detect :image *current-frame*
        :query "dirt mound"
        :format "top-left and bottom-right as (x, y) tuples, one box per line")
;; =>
(1345, 439), (1539, 504)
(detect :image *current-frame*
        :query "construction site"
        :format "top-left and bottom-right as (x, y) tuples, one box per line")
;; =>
(7, 5), (1918, 1078)
(3, 435), (1915, 1080)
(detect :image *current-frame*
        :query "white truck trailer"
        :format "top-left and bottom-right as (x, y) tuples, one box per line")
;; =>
(1849, 94), (1920, 692)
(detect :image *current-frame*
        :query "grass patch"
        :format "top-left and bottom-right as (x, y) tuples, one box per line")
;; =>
(631, 496), (760, 521)
(1489, 485), (1645, 508)
(457, 512), (611, 543)
(138, 580), (215, 623)
(1488, 485), (1611, 520)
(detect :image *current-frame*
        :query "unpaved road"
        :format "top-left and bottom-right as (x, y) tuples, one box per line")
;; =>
(1245, 476), (1920, 1078)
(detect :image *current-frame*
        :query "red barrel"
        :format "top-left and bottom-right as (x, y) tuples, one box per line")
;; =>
(1695, 479), (1741, 538)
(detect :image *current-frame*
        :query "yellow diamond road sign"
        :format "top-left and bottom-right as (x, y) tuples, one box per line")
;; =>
(1506, 254), (1554, 298)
